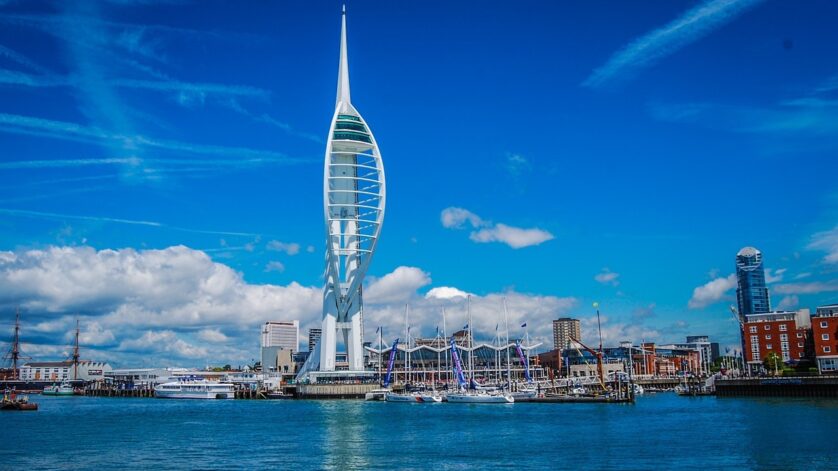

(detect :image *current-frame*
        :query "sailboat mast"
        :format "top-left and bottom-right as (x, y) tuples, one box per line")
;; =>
(443, 307), (449, 385)
(11, 307), (21, 380)
(503, 298), (511, 384)
(73, 318), (80, 381)
(467, 295), (473, 383)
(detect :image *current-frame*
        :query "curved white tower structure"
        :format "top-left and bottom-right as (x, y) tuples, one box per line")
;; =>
(300, 7), (385, 378)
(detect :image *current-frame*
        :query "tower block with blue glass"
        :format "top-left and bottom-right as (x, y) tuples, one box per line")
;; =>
(735, 246), (770, 318)
(299, 7), (386, 379)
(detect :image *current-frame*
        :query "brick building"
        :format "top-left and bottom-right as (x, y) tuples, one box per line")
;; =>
(812, 304), (838, 374)
(743, 311), (810, 370)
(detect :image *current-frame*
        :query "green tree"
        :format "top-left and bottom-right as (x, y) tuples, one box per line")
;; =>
(763, 352), (782, 375)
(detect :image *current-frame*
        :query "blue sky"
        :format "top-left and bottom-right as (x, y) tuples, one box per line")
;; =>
(0, 0), (836, 367)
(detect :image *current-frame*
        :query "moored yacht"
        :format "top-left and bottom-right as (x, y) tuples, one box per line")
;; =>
(154, 380), (235, 399)
(447, 390), (514, 404)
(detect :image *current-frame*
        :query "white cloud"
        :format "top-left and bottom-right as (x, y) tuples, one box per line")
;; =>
(584, 0), (764, 88)
(266, 240), (300, 255)
(688, 274), (737, 309)
(773, 281), (838, 295)
(425, 286), (470, 300)
(764, 268), (786, 284)
(441, 207), (554, 249)
(594, 268), (620, 286)
(264, 261), (285, 273)
(776, 295), (799, 311)
(808, 226), (838, 264)
(0, 245), (582, 365)
(119, 330), (208, 359)
(197, 328), (229, 343)
(440, 207), (483, 229)
(365, 266), (432, 304)
(469, 224), (554, 249)
(0, 245), (322, 364)
(306, 245), (316, 253)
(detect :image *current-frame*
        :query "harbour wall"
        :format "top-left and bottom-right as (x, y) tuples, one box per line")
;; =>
(716, 376), (838, 398)
(296, 383), (379, 399)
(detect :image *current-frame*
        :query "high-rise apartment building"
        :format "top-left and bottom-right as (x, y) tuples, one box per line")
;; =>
(308, 328), (322, 353)
(553, 318), (581, 351)
(735, 247), (771, 317)
(261, 321), (299, 351)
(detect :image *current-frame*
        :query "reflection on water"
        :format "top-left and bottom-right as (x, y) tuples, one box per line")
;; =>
(319, 400), (370, 470)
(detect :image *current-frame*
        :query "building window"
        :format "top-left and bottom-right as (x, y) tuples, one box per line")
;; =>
(796, 333), (803, 338)
(765, 334), (772, 340)
(766, 344), (773, 350)
(781, 342), (789, 351)
(823, 334), (830, 341)
(821, 321), (828, 328)
(798, 343), (804, 348)
(764, 325), (770, 331)
(825, 346), (832, 353)
(799, 352), (804, 358)
(780, 334), (788, 341)
(749, 326), (757, 333)
(779, 324), (787, 332)
(782, 352), (790, 361)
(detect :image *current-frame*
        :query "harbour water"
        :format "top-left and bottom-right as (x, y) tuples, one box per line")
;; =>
(2, 393), (836, 470)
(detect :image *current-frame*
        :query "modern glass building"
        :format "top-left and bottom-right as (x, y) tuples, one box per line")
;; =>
(735, 246), (771, 317)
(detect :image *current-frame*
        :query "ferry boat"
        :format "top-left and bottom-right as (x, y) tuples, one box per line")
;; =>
(154, 380), (235, 399)
(42, 381), (74, 396)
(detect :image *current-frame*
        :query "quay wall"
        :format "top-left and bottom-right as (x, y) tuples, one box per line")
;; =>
(296, 383), (378, 399)
(716, 376), (838, 398)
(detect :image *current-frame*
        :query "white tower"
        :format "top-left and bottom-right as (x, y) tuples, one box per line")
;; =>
(301, 7), (385, 377)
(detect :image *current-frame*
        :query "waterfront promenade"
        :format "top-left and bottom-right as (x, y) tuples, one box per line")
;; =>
(2, 393), (836, 470)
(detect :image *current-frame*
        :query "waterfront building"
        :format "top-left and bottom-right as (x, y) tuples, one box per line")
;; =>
(308, 328), (322, 353)
(106, 367), (187, 387)
(261, 321), (299, 351)
(659, 336), (715, 375)
(735, 246), (771, 317)
(297, 7), (386, 382)
(552, 318), (581, 351)
(19, 360), (111, 383)
(812, 304), (838, 373)
(743, 310), (810, 369)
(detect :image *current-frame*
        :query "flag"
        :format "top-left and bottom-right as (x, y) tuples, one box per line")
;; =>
(463, 324), (468, 330)
(521, 322), (527, 328)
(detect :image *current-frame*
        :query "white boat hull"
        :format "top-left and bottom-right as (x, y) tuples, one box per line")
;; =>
(447, 393), (514, 403)
(385, 392), (442, 403)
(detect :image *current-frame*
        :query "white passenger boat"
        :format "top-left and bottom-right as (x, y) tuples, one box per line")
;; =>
(154, 380), (235, 399)
(42, 381), (74, 396)
(447, 391), (514, 404)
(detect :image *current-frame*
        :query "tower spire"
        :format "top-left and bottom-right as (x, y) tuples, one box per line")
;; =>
(336, 5), (351, 106)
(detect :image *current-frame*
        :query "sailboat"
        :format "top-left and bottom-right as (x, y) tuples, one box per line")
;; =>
(385, 306), (442, 403)
(445, 297), (514, 404)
